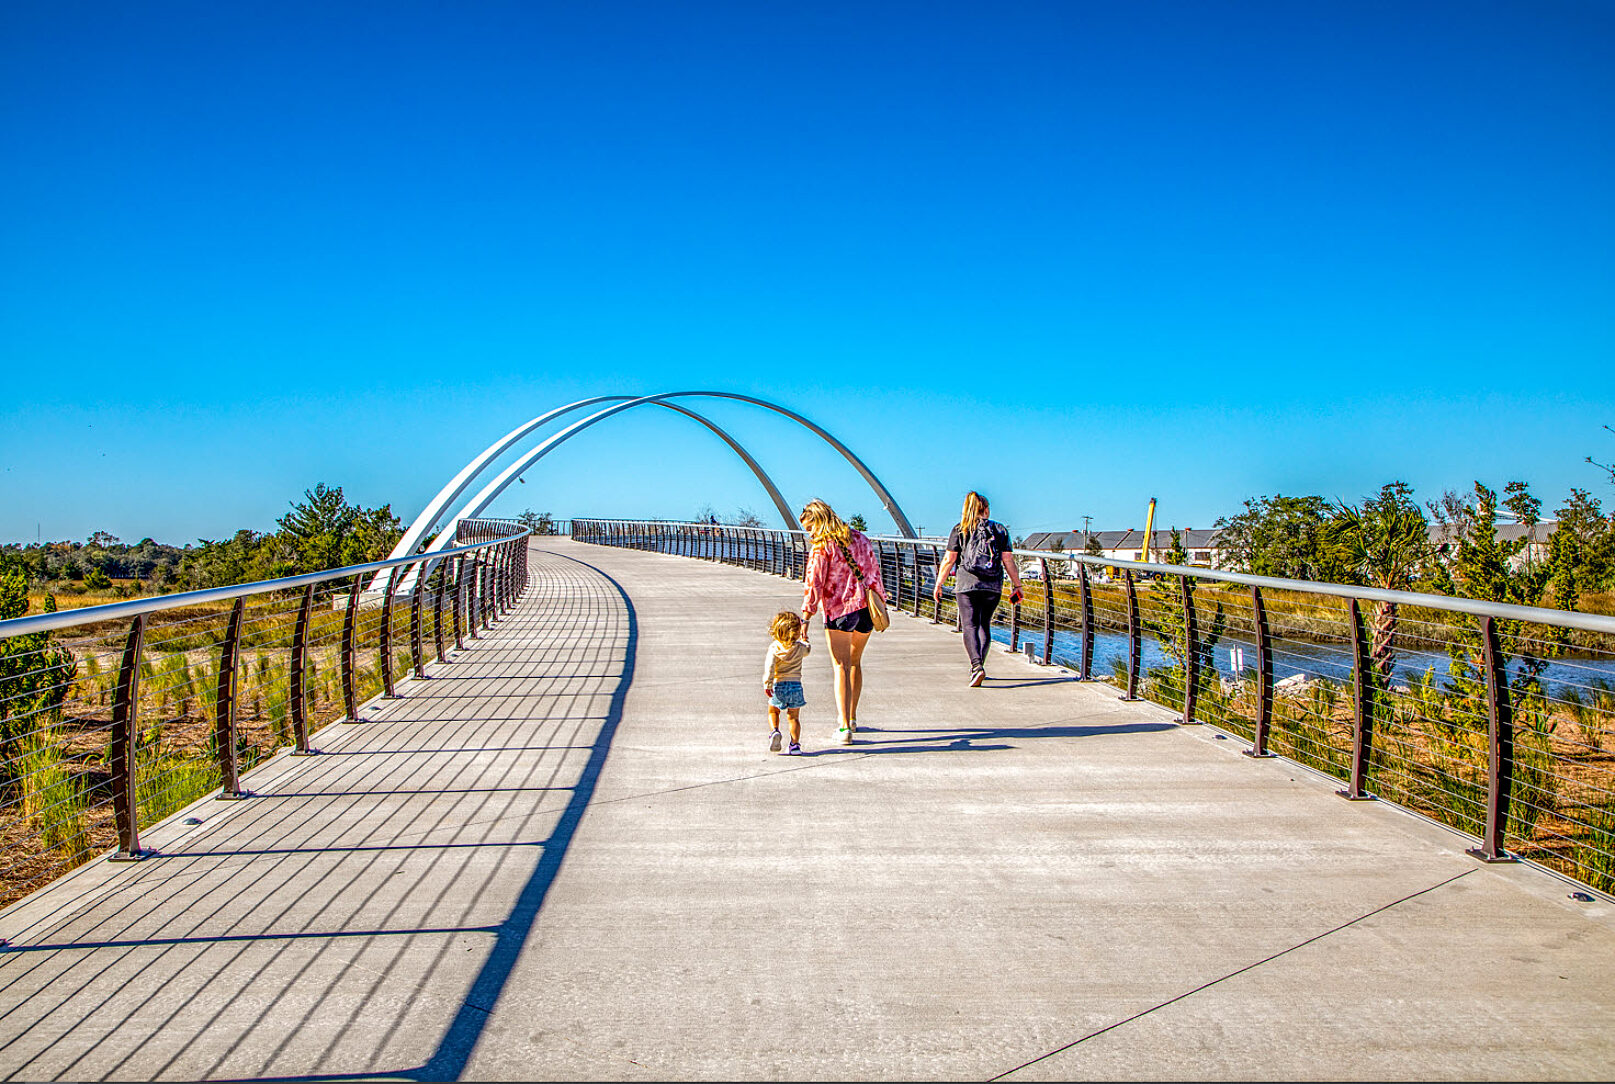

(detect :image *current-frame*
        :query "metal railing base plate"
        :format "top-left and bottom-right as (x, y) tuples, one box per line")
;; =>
(1336, 790), (1377, 802)
(108, 850), (151, 863)
(1465, 848), (1519, 864)
(1242, 750), (1277, 759)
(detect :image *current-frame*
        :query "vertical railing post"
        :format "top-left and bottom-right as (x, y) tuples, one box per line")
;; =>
(1040, 558), (1052, 665)
(482, 555), (495, 628)
(1339, 598), (1375, 801)
(1245, 585), (1275, 758)
(432, 562), (446, 663)
(489, 546), (502, 614)
(503, 542), (515, 609)
(341, 574), (362, 722)
(931, 545), (943, 623)
(1078, 563), (1095, 681)
(490, 546), (503, 613)
(108, 615), (147, 861)
(891, 542), (904, 612)
(1468, 616), (1518, 862)
(410, 564), (425, 679)
(504, 543), (514, 610)
(467, 555), (482, 641)
(290, 584), (316, 756)
(452, 557), (466, 651)
(1010, 590), (1021, 653)
(1122, 570), (1141, 701)
(1180, 576), (1199, 724)
(380, 568), (398, 699)
(215, 596), (246, 799)
(478, 553), (491, 629)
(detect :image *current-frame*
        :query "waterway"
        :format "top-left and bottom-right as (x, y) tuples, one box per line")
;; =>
(994, 625), (1615, 700)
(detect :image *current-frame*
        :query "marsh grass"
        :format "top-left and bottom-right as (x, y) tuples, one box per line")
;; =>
(18, 721), (90, 859)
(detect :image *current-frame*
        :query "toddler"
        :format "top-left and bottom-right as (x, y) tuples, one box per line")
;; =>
(764, 611), (811, 755)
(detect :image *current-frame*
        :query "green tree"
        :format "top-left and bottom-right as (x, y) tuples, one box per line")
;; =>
(516, 509), (556, 536)
(847, 513), (868, 532)
(1552, 488), (1614, 594)
(1213, 495), (1342, 580)
(0, 570), (76, 779)
(1327, 482), (1432, 684)
(1503, 480), (1544, 574)
(1142, 530), (1226, 708)
(278, 483), (359, 571)
(340, 504), (403, 567)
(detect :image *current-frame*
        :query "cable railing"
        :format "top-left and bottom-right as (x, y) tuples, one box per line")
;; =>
(572, 518), (1615, 897)
(0, 518), (530, 908)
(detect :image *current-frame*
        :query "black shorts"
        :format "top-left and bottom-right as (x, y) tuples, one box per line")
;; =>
(825, 607), (874, 634)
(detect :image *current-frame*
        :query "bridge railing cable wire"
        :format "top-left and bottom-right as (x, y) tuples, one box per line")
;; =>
(0, 519), (530, 909)
(572, 518), (1615, 899)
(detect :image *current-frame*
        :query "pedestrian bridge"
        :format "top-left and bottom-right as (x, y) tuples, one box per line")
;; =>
(1, 537), (1611, 1080)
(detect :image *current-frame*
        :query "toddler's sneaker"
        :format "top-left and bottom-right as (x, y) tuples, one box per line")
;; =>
(769, 729), (782, 752)
(786, 741), (802, 755)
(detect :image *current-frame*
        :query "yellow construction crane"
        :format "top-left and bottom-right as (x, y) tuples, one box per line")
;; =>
(1141, 497), (1157, 564)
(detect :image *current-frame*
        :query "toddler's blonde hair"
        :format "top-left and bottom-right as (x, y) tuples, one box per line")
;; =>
(770, 610), (804, 644)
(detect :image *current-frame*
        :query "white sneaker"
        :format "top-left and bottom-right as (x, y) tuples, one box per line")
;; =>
(838, 724), (854, 745)
(769, 729), (782, 752)
(969, 668), (985, 688)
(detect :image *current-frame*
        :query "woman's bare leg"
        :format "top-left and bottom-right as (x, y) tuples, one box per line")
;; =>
(826, 629), (871, 731)
(846, 633), (869, 723)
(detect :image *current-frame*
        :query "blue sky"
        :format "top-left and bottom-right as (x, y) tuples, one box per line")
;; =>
(3, 0), (1612, 544)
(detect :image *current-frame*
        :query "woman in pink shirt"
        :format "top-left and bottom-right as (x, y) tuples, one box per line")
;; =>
(799, 498), (888, 744)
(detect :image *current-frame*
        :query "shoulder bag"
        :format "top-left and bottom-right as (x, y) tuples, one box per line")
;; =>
(838, 537), (889, 632)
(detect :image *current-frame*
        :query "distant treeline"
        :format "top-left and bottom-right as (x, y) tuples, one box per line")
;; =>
(1209, 480), (1615, 613)
(0, 484), (404, 596)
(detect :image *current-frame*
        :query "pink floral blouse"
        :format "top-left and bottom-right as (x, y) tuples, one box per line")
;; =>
(801, 530), (888, 622)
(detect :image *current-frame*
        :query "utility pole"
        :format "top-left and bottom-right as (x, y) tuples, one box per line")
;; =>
(1082, 514), (1092, 544)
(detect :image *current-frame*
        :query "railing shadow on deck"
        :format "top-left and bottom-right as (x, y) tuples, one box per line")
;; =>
(0, 552), (638, 1083)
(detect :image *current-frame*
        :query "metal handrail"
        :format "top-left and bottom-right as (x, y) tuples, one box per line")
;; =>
(0, 526), (530, 640)
(0, 517), (534, 902)
(572, 517), (1615, 898)
(1000, 549), (1615, 636)
(570, 522), (1615, 633)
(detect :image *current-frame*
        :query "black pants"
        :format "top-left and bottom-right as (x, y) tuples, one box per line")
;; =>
(956, 589), (1001, 671)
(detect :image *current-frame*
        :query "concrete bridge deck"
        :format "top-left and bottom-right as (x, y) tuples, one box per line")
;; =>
(1, 538), (1612, 1081)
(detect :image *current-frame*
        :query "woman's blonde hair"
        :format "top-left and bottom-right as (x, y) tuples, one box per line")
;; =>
(799, 498), (852, 550)
(958, 491), (990, 541)
(770, 610), (804, 643)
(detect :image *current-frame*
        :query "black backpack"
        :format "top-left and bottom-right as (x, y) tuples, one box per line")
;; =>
(960, 523), (1001, 578)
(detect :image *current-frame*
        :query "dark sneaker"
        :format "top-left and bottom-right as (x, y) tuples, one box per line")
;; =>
(969, 668), (985, 688)
(769, 729), (782, 752)
(786, 741), (802, 755)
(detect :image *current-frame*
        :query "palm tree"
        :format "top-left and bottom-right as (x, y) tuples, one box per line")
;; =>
(1330, 482), (1431, 686)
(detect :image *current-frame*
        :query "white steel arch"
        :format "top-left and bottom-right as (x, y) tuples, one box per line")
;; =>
(392, 391), (916, 585)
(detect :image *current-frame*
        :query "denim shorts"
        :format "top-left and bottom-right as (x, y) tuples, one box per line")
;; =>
(769, 680), (806, 710)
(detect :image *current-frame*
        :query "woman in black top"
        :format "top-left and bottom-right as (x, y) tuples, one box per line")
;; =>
(933, 491), (1022, 686)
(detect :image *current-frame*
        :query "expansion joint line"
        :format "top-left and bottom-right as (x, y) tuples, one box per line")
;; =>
(988, 868), (1477, 1081)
